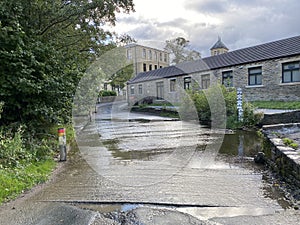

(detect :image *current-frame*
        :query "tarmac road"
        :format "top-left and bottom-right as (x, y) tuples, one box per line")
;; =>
(0, 102), (299, 225)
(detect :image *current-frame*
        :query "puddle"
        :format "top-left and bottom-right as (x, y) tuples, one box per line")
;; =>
(69, 105), (297, 222)
(95, 118), (294, 208)
(219, 130), (262, 158)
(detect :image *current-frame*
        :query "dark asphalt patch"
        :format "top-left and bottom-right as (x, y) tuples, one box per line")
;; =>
(32, 203), (97, 225)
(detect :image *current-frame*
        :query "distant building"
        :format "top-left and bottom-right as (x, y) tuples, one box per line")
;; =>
(127, 35), (300, 105)
(210, 36), (229, 56)
(100, 44), (170, 98)
(125, 43), (170, 76)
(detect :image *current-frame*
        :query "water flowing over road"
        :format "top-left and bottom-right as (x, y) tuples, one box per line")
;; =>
(0, 101), (299, 225)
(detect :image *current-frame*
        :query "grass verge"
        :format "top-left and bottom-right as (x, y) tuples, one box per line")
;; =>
(0, 160), (56, 204)
(251, 101), (300, 110)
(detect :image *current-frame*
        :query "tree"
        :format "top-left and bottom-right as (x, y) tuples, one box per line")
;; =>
(164, 37), (201, 64)
(116, 34), (137, 46)
(110, 65), (134, 92)
(0, 0), (134, 130)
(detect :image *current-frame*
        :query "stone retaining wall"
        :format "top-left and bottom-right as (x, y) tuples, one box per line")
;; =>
(260, 110), (300, 125)
(262, 123), (300, 188)
(99, 96), (126, 103)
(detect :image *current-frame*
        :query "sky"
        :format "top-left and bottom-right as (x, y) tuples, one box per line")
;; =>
(109, 0), (300, 57)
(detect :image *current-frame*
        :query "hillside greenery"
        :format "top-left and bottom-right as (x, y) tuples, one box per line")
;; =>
(0, 0), (134, 204)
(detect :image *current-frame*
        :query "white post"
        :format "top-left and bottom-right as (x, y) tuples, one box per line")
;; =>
(237, 88), (243, 122)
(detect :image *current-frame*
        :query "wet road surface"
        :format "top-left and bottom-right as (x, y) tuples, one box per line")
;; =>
(0, 102), (299, 224)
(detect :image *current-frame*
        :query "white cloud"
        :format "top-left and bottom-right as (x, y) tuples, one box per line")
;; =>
(110, 0), (300, 57)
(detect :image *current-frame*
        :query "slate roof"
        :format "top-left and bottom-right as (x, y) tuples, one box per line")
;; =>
(204, 35), (300, 69)
(128, 66), (186, 84)
(175, 59), (210, 74)
(128, 35), (300, 84)
(210, 37), (229, 50)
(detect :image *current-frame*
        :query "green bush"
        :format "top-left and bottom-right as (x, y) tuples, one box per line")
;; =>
(0, 122), (75, 170)
(182, 85), (262, 129)
(99, 90), (117, 97)
(0, 121), (78, 205)
(242, 102), (263, 127)
(0, 127), (32, 168)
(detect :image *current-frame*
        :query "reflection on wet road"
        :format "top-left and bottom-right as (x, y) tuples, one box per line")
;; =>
(64, 103), (288, 217)
(2, 102), (299, 225)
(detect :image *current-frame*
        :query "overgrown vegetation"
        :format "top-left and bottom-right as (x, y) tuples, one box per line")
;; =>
(0, 0), (134, 204)
(0, 0), (134, 129)
(0, 160), (56, 204)
(0, 118), (76, 204)
(251, 101), (300, 110)
(182, 85), (263, 129)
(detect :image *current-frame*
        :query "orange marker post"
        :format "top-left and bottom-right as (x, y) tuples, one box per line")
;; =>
(58, 128), (67, 161)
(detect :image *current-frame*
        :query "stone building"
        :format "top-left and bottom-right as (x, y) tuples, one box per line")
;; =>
(125, 43), (170, 76)
(210, 36), (229, 56)
(100, 43), (169, 96)
(127, 35), (300, 105)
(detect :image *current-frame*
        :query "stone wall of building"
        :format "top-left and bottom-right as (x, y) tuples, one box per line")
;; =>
(126, 44), (170, 76)
(127, 71), (217, 106)
(127, 78), (184, 106)
(128, 55), (300, 105)
(211, 55), (300, 102)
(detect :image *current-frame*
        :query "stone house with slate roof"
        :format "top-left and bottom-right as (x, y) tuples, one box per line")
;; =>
(210, 36), (229, 56)
(127, 35), (300, 105)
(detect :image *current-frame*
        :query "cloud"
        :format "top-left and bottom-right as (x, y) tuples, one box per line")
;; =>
(185, 0), (228, 14)
(112, 0), (300, 57)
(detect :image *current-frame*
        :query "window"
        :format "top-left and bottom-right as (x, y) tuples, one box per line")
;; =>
(142, 48), (146, 59)
(127, 49), (132, 60)
(159, 53), (163, 61)
(222, 71), (233, 87)
(149, 64), (152, 71)
(282, 61), (300, 83)
(156, 82), (164, 99)
(149, 50), (152, 60)
(154, 65), (158, 70)
(143, 63), (147, 72)
(201, 75), (210, 89)
(184, 77), (191, 90)
(170, 79), (176, 92)
(154, 52), (158, 61)
(138, 84), (143, 94)
(248, 67), (262, 85)
(164, 53), (168, 62)
(130, 86), (135, 95)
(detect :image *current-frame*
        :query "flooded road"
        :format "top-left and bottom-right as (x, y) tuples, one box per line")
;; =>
(0, 101), (299, 225)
